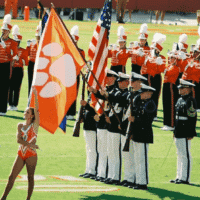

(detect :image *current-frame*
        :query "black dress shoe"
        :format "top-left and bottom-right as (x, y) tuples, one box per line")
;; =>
(90, 174), (96, 180)
(83, 173), (95, 178)
(95, 176), (104, 181)
(170, 178), (179, 183)
(105, 179), (120, 185)
(120, 180), (128, 186)
(127, 182), (136, 188)
(99, 177), (106, 182)
(104, 178), (111, 184)
(79, 173), (87, 177)
(175, 179), (189, 185)
(134, 184), (148, 190)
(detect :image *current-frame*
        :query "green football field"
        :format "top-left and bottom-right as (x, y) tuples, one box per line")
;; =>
(0, 19), (200, 199)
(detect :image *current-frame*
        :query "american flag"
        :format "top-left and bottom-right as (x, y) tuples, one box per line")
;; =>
(88, 0), (112, 114)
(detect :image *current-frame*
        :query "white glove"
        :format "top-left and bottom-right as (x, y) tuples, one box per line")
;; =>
(13, 55), (19, 61)
(178, 51), (186, 60)
(134, 41), (139, 47)
(0, 40), (6, 48)
(27, 39), (32, 47)
(108, 44), (113, 50)
(156, 57), (163, 65)
(138, 48), (144, 57)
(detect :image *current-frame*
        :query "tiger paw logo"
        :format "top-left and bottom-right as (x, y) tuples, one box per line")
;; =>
(33, 42), (76, 98)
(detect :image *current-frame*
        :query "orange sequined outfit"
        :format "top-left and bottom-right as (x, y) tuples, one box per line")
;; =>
(18, 124), (37, 161)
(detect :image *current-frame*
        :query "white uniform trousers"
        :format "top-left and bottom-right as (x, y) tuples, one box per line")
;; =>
(133, 142), (149, 185)
(107, 131), (121, 180)
(97, 128), (108, 178)
(175, 138), (192, 182)
(121, 135), (135, 183)
(84, 130), (97, 175)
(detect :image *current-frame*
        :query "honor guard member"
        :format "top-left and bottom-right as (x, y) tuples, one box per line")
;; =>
(182, 42), (200, 110)
(8, 25), (29, 111)
(128, 83), (156, 190)
(141, 33), (166, 120)
(161, 51), (180, 131)
(79, 92), (97, 179)
(0, 14), (18, 116)
(113, 72), (147, 188)
(26, 21), (41, 96)
(131, 23), (150, 74)
(98, 72), (129, 185)
(108, 26), (131, 73)
(93, 69), (119, 182)
(170, 79), (197, 185)
(67, 25), (85, 120)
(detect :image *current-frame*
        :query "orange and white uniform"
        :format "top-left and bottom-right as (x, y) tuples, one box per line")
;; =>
(26, 42), (38, 63)
(0, 38), (18, 63)
(18, 124), (37, 161)
(13, 47), (29, 68)
(108, 48), (131, 73)
(131, 46), (150, 74)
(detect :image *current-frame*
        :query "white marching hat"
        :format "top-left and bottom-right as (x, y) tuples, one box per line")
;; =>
(138, 23), (148, 40)
(140, 83), (156, 92)
(131, 72), (147, 81)
(12, 25), (22, 41)
(117, 72), (130, 81)
(1, 14), (12, 31)
(71, 25), (79, 42)
(106, 68), (119, 77)
(177, 79), (195, 89)
(117, 26), (127, 42)
(178, 34), (188, 49)
(151, 33), (166, 52)
(35, 21), (42, 37)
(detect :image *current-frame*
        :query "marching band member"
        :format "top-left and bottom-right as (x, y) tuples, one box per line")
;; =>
(8, 25), (28, 111)
(0, 14), (18, 116)
(170, 79), (197, 185)
(141, 33), (166, 120)
(182, 42), (200, 110)
(26, 21), (41, 96)
(128, 83), (156, 190)
(79, 92), (97, 179)
(161, 51), (180, 131)
(108, 26), (131, 73)
(67, 25), (85, 120)
(131, 23), (150, 74)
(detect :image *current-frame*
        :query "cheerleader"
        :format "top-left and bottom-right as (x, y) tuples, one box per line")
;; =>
(26, 21), (41, 96)
(1, 87), (39, 200)
(108, 26), (131, 73)
(131, 23), (150, 74)
(141, 33), (166, 120)
(8, 25), (28, 111)
(161, 51), (180, 131)
(0, 14), (18, 116)
(67, 25), (85, 120)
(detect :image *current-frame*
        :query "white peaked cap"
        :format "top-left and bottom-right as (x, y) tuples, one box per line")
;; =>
(117, 26), (125, 36)
(140, 23), (148, 34)
(3, 14), (11, 25)
(118, 72), (130, 78)
(12, 25), (20, 35)
(131, 72), (147, 81)
(140, 83), (156, 91)
(178, 79), (195, 88)
(179, 34), (188, 43)
(106, 68), (119, 77)
(198, 26), (200, 37)
(70, 25), (79, 36)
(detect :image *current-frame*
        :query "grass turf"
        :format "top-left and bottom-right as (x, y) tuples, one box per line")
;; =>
(0, 19), (200, 199)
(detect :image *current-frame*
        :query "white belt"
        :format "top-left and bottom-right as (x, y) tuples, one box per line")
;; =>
(176, 116), (188, 120)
